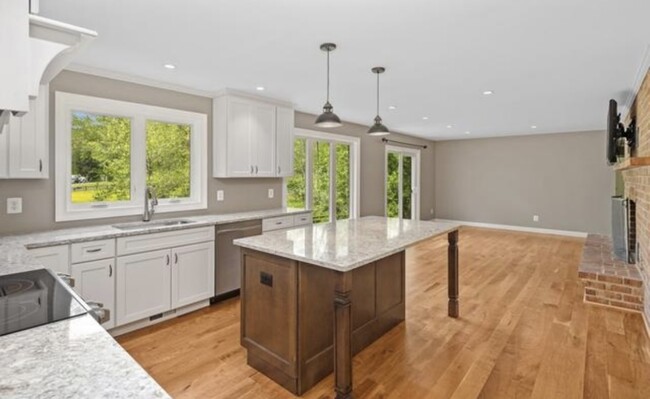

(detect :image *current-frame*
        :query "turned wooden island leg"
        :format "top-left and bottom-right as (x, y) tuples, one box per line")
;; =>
(333, 272), (353, 399)
(448, 230), (459, 318)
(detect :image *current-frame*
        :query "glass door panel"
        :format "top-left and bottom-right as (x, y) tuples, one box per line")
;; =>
(335, 143), (351, 220)
(312, 141), (331, 223)
(386, 152), (400, 217)
(287, 138), (307, 209)
(402, 155), (413, 219)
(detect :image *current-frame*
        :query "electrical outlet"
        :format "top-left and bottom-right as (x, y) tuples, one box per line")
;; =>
(268, 188), (274, 199)
(533, 215), (539, 222)
(7, 198), (22, 214)
(430, 208), (434, 215)
(217, 190), (224, 201)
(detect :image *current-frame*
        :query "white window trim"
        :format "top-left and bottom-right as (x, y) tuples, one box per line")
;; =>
(55, 92), (208, 222)
(283, 128), (360, 220)
(385, 145), (421, 220)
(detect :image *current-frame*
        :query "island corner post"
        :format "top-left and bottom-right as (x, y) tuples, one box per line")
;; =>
(332, 228), (460, 398)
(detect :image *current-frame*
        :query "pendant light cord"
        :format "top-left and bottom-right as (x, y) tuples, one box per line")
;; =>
(376, 71), (380, 116)
(326, 49), (330, 103)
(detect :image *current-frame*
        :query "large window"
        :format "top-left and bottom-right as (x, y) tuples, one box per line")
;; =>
(56, 92), (207, 221)
(286, 129), (359, 223)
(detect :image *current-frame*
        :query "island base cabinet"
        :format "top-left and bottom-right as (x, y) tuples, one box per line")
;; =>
(71, 259), (115, 329)
(116, 249), (172, 326)
(240, 249), (406, 395)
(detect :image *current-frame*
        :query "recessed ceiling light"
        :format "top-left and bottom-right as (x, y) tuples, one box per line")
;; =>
(465, 131), (471, 134)
(422, 116), (429, 120)
(388, 105), (396, 110)
(531, 125), (537, 129)
(256, 86), (265, 91)
(446, 125), (453, 129)
(163, 64), (176, 70)
(482, 90), (494, 95)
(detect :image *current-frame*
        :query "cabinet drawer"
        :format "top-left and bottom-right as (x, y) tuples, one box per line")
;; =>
(71, 239), (115, 264)
(28, 245), (70, 274)
(293, 213), (312, 226)
(117, 227), (215, 256)
(263, 216), (294, 232)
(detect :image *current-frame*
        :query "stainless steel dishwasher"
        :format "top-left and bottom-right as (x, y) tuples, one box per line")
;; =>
(214, 219), (263, 299)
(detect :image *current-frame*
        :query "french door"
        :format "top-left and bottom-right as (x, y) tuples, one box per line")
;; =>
(385, 146), (420, 220)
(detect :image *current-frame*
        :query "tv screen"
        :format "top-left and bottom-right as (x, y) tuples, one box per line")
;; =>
(607, 99), (621, 164)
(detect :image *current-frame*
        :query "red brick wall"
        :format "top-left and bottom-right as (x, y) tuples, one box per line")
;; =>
(622, 69), (650, 319)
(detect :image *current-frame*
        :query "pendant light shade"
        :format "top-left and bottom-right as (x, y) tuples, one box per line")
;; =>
(368, 66), (389, 136)
(315, 43), (342, 128)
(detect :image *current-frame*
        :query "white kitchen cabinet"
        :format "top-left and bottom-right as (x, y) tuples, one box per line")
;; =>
(213, 91), (293, 178)
(171, 242), (215, 308)
(116, 249), (172, 326)
(71, 259), (116, 329)
(28, 244), (70, 274)
(0, 85), (49, 179)
(276, 106), (294, 177)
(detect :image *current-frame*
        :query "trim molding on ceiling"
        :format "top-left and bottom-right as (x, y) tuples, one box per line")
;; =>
(622, 44), (650, 118)
(65, 63), (216, 98)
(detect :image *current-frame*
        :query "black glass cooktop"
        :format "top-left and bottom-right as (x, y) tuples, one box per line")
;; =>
(0, 269), (88, 337)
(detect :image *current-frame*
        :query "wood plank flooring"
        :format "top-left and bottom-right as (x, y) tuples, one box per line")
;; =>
(117, 227), (650, 398)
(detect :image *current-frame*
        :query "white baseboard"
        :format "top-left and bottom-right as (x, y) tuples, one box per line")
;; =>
(433, 219), (588, 238)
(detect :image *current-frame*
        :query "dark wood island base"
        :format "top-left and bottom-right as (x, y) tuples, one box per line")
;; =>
(239, 230), (460, 397)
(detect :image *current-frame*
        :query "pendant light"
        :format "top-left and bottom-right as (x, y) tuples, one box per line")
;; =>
(314, 43), (342, 128)
(368, 66), (390, 136)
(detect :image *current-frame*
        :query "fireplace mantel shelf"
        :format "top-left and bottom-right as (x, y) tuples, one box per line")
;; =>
(614, 157), (650, 171)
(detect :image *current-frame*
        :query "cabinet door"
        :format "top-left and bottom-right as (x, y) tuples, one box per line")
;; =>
(226, 99), (254, 177)
(252, 103), (276, 177)
(7, 84), (48, 179)
(171, 242), (214, 308)
(71, 259), (116, 329)
(28, 245), (70, 274)
(275, 107), (294, 177)
(116, 249), (171, 326)
(0, 122), (8, 178)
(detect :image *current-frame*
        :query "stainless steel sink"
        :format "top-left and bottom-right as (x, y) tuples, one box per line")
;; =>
(112, 219), (197, 231)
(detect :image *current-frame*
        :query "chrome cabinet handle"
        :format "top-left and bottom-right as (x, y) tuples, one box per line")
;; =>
(277, 166), (281, 174)
(255, 165), (258, 174)
(39, 159), (43, 172)
(174, 253), (178, 264)
(250, 165), (254, 174)
(86, 248), (102, 253)
(166, 254), (170, 265)
(109, 264), (113, 277)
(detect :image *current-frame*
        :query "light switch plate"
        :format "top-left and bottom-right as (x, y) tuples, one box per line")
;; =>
(7, 198), (22, 214)
(217, 190), (224, 201)
(533, 215), (539, 222)
(268, 189), (274, 199)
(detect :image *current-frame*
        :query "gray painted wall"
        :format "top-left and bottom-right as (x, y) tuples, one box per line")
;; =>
(434, 130), (614, 234)
(0, 71), (435, 236)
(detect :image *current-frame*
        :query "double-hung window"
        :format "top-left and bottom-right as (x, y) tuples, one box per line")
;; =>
(55, 92), (208, 221)
(285, 128), (360, 223)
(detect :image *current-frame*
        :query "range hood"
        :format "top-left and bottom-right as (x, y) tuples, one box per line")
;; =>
(0, 1), (97, 124)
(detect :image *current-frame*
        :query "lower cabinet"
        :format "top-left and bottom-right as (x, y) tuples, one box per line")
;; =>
(71, 259), (116, 329)
(116, 249), (172, 326)
(115, 241), (215, 327)
(172, 242), (214, 308)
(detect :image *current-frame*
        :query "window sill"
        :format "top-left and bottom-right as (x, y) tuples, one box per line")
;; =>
(55, 201), (207, 222)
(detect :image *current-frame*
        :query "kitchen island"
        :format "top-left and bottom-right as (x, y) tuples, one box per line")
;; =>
(234, 216), (460, 398)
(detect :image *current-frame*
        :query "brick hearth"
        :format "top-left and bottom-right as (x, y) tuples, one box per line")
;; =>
(579, 234), (644, 312)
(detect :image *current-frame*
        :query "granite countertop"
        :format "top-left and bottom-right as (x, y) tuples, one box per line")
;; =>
(0, 207), (309, 399)
(234, 216), (460, 271)
(2, 208), (310, 249)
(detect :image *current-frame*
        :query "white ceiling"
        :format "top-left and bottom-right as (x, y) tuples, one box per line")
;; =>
(41, 0), (650, 141)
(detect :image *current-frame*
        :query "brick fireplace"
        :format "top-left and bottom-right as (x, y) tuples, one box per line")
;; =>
(621, 67), (650, 322)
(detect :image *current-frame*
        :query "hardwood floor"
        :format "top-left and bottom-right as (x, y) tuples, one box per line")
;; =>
(117, 227), (650, 398)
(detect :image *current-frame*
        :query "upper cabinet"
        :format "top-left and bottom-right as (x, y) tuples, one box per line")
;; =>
(0, 84), (49, 179)
(0, 2), (96, 125)
(213, 91), (294, 178)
